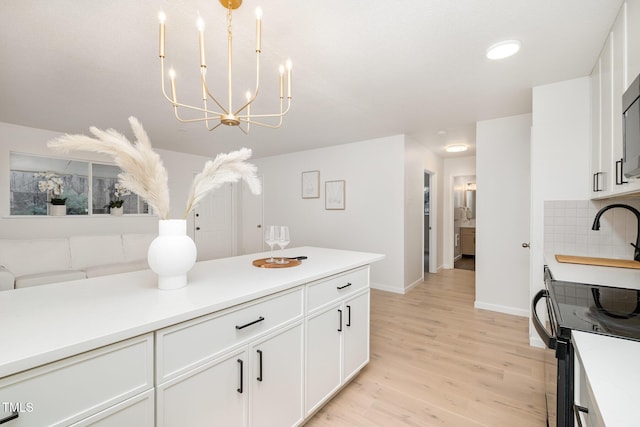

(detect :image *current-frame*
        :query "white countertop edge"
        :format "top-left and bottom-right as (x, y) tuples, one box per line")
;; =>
(572, 331), (640, 426)
(0, 246), (384, 378)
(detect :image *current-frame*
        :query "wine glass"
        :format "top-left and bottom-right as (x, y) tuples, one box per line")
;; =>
(276, 226), (290, 264)
(264, 225), (278, 263)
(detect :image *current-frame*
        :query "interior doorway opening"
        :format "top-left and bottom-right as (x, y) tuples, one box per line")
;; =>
(423, 170), (436, 274)
(453, 175), (476, 271)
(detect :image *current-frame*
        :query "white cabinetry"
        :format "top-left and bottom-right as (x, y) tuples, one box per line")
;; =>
(0, 334), (154, 427)
(305, 267), (370, 416)
(591, 1), (640, 197)
(156, 287), (304, 427)
(574, 346), (605, 427)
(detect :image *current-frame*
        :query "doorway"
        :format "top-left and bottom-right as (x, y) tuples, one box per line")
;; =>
(423, 171), (436, 274)
(453, 175), (476, 271)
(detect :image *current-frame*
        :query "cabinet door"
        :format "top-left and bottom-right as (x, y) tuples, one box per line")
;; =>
(305, 304), (342, 415)
(628, 0), (640, 85)
(601, 33), (614, 194)
(591, 57), (603, 193)
(250, 324), (303, 427)
(157, 349), (247, 427)
(343, 291), (370, 382)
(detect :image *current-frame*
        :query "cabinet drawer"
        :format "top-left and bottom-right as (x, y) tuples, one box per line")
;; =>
(0, 334), (153, 427)
(156, 287), (303, 383)
(307, 267), (369, 312)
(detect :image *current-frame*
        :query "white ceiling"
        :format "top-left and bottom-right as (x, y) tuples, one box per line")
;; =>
(0, 0), (623, 159)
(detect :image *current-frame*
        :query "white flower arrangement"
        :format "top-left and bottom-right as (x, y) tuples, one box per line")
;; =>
(35, 172), (66, 204)
(48, 117), (261, 219)
(114, 182), (131, 199)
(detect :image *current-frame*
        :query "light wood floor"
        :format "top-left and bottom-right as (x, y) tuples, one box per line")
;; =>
(306, 269), (546, 426)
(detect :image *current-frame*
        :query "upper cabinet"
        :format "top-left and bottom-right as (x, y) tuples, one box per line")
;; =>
(590, 1), (640, 198)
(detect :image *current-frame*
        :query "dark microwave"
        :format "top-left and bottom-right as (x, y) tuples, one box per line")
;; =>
(623, 72), (640, 178)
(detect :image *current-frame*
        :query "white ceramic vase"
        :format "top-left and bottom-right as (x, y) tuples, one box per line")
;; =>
(110, 206), (123, 216)
(49, 204), (67, 216)
(147, 219), (197, 290)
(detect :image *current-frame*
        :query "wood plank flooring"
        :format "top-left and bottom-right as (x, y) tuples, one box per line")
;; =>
(306, 269), (546, 426)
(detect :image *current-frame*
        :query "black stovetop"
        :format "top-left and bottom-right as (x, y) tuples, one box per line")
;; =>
(548, 279), (640, 341)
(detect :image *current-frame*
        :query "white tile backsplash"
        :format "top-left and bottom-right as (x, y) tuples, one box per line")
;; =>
(544, 198), (640, 259)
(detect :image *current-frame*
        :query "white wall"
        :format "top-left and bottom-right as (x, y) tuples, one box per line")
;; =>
(530, 77), (592, 345)
(0, 121), (215, 240)
(404, 136), (444, 287)
(476, 114), (532, 317)
(253, 135), (405, 292)
(442, 156), (476, 268)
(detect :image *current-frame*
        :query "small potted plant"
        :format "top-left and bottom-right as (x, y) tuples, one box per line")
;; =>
(105, 183), (130, 216)
(36, 172), (67, 216)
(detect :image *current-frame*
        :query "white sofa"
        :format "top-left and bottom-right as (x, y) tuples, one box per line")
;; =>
(0, 233), (156, 291)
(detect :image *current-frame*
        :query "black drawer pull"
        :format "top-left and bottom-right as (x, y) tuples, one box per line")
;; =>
(237, 359), (244, 393)
(0, 411), (19, 424)
(338, 309), (343, 332)
(346, 305), (352, 327)
(337, 282), (352, 290)
(0, 411), (20, 424)
(257, 349), (263, 382)
(236, 316), (265, 330)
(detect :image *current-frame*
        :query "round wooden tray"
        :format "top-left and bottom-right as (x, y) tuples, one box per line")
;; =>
(252, 257), (301, 268)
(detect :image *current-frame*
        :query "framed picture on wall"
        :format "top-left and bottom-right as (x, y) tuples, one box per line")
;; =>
(301, 170), (320, 199)
(325, 180), (345, 210)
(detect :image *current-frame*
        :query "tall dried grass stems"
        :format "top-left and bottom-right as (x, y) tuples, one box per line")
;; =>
(48, 116), (261, 220)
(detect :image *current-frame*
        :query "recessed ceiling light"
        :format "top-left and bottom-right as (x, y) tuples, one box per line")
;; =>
(446, 144), (467, 153)
(486, 40), (521, 60)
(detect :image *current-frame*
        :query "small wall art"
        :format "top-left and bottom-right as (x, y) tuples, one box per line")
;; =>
(301, 170), (320, 199)
(325, 180), (345, 210)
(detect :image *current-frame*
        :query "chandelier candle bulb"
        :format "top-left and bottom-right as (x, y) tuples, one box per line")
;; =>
(255, 8), (262, 52)
(279, 65), (284, 98)
(158, 11), (166, 58)
(197, 16), (206, 67)
(286, 60), (292, 98)
(169, 69), (177, 104)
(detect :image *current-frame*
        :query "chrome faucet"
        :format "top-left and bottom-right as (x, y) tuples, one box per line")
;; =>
(591, 204), (640, 262)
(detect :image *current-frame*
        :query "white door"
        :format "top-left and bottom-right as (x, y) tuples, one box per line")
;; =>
(250, 324), (304, 427)
(193, 182), (233, 261)
(342, 291), (369, 382)
(475, 115), (531, 315)
(305, 304), (342, 416)
(241, 175), (264, 255)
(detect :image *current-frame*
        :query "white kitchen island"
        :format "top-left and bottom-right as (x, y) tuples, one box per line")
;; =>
(0, 246), (384, 426)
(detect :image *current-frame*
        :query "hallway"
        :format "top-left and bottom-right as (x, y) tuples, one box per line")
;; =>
(307, 269), (545, 426)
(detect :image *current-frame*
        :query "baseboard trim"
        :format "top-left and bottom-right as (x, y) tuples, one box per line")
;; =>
(404, 278), (422, 293)
(529, 334), (545, 349)
(370, 282), (404, 294)
(474, 301), (529, 318)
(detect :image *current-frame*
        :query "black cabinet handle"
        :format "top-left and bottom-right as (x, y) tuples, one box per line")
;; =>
(346, 305), (352, 327)
(338, 309), (343, 332)
(236, 316), (265, 330)
(237, 359), (244, 393)
(0, 412), (18, 424)
(573, 404), (589, 427)
(616, 158), (629, 185)
(337, 282), (352, 290)
(257, 349), (263, 382)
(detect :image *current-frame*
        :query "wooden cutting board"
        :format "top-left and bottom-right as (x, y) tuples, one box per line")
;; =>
(555, 254), (640, 270)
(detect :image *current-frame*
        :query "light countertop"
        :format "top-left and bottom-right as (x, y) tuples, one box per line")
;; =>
(544, 252), (640, 290)
(0, 246), (384, 378)
(572, 331), (640, 427)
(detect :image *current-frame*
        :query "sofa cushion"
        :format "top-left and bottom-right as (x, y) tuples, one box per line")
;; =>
(70, 235), (125, 270)
(0, 238), (72, 277)
(122, 233), (156, 262)
(15, 270), (87, 288)
(84, 260), (149, 278)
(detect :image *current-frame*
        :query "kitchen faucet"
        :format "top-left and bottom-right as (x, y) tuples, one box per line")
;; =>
(591, 204), (640, 262)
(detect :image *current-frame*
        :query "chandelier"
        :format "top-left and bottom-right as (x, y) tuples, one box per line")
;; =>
(158, 0), (292, 133)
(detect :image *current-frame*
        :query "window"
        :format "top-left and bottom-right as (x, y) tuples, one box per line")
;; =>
(9, 152), (150, 216)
